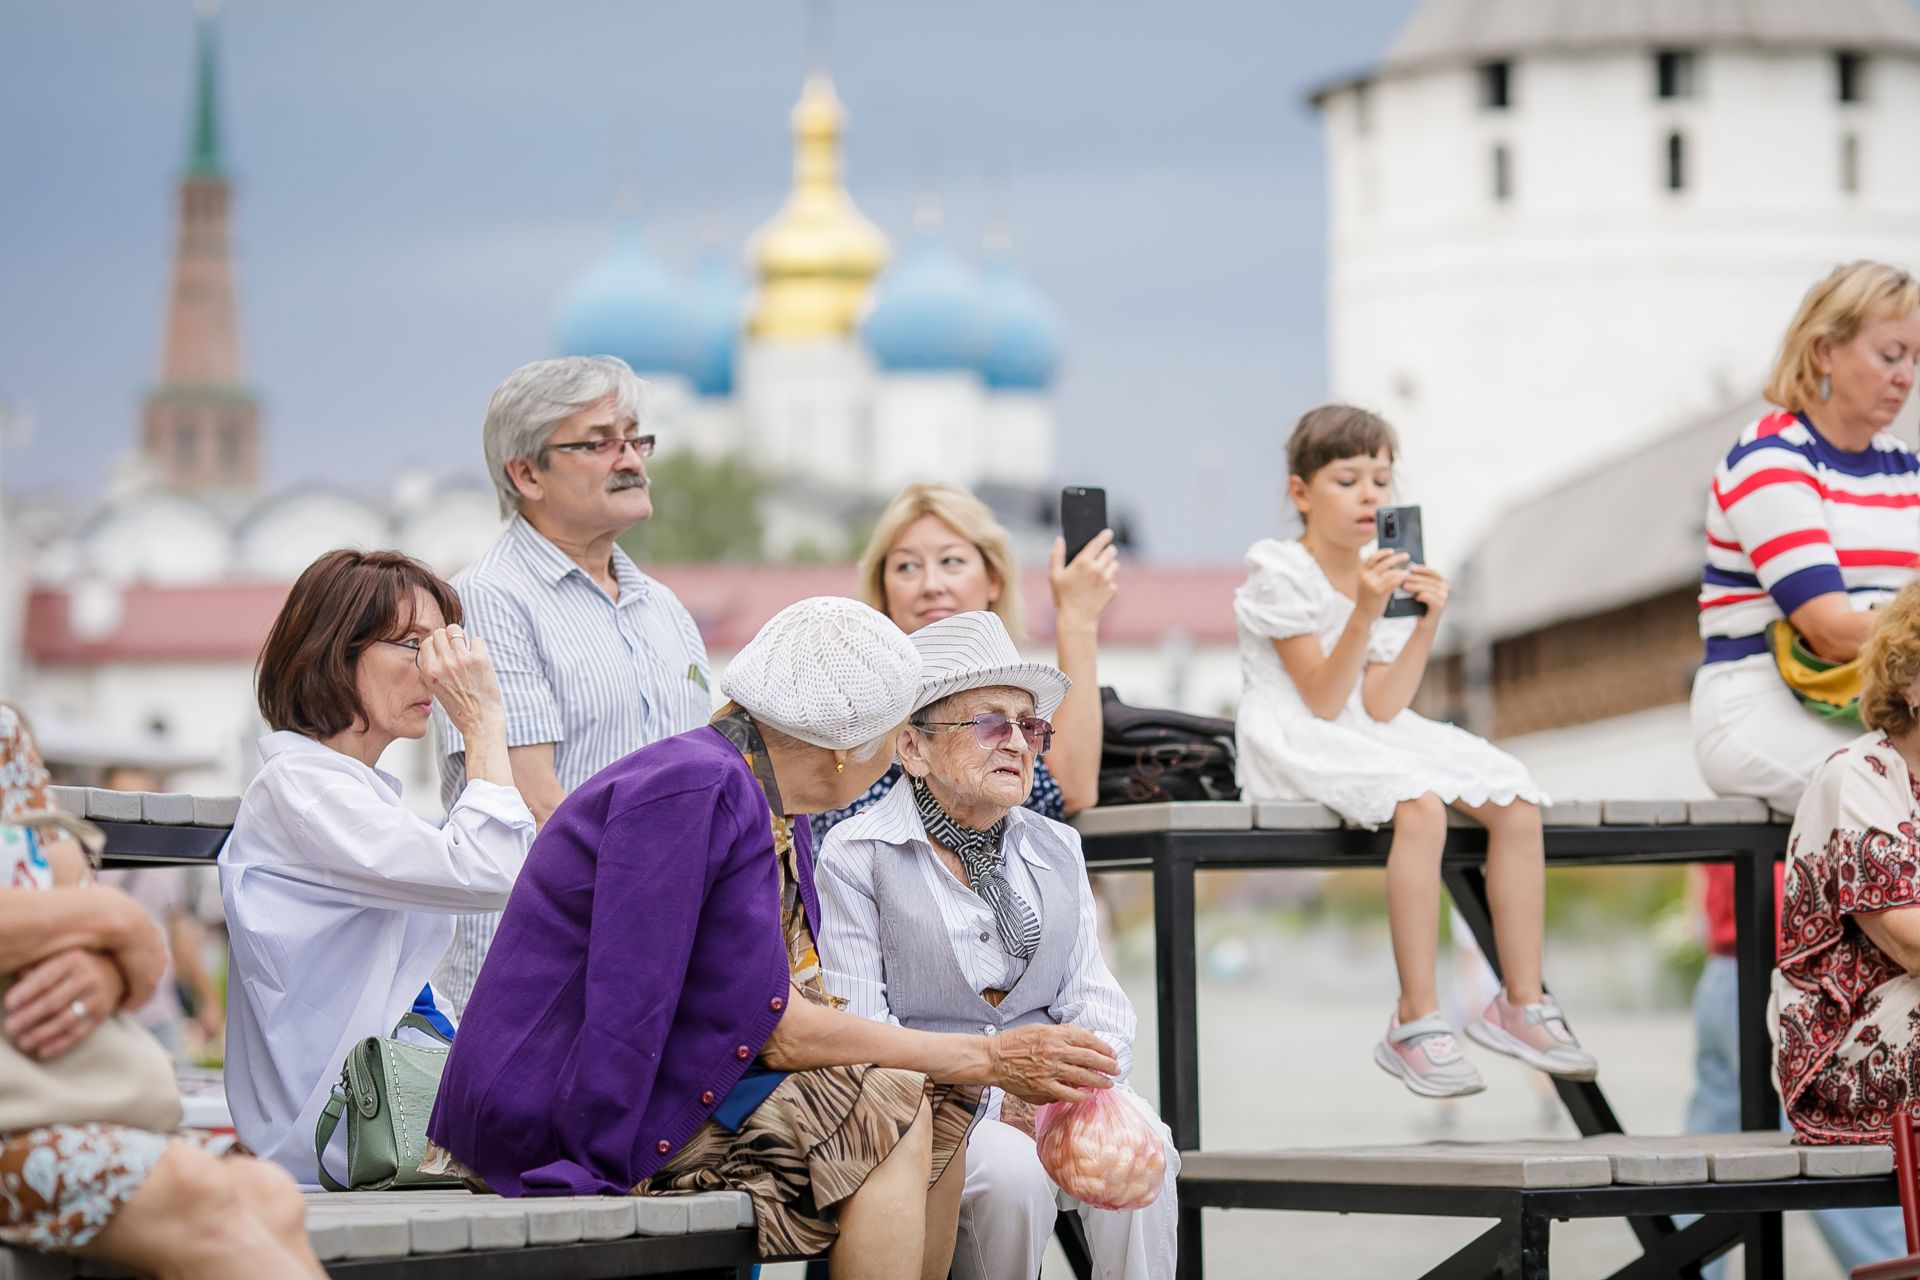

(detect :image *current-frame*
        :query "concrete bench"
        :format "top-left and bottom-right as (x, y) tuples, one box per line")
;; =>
(0, 1190), (757, 1279)
(1178, 1133), (1898, 1280)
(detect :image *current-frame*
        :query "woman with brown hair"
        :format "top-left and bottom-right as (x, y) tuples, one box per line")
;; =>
(1776, 577), (1920, 1144)
(220, 549), (535, 1186)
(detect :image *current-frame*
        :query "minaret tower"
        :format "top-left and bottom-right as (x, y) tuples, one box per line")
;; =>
(141, 0), (260, 495)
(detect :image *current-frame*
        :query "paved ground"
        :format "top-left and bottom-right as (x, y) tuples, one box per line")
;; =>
(771, 922), (1857, 1279)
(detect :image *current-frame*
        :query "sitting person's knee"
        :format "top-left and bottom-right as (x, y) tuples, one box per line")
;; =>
(1395, 793), (1446, 829)
(225, 1156), (306, 1235)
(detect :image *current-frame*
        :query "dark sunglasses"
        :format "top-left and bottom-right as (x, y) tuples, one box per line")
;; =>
(912, 711), (1054, 755)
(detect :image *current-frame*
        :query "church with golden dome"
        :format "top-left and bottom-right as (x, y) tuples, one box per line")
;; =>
(553, 69), (1064, 544)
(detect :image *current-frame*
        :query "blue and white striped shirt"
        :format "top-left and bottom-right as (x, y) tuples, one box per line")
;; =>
(431, 515), (711, 1012)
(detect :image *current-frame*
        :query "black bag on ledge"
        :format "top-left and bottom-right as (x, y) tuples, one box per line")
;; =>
(1096, 687), (1240, 806)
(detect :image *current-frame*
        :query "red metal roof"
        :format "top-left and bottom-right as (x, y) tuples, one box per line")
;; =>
(24, 562), (1243, 665)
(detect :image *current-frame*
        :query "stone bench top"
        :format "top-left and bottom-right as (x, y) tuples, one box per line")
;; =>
(1, 1190), (755, 1278)
(47, 786), (1793, 839)
(1069, 796), (1793, 836)
(1179, 1132), (1893, 1190)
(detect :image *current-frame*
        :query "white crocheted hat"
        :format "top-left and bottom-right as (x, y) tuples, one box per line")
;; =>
(911, 612), (1070, 720)
(720, 597), (922, 749)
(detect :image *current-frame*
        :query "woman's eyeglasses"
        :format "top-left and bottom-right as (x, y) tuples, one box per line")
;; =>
(547, 433), (656, 460)
(376, 638), (424, 666)
(913, 712), (1054, 755)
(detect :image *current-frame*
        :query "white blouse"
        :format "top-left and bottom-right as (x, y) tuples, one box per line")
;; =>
(219, 731), (534, 1186)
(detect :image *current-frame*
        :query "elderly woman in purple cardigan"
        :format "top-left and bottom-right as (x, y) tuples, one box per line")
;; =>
(423, 597), (1117, 1278)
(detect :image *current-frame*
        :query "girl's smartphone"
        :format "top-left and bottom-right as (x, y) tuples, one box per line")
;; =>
(1375, 505), (1427, 618)
(1060, 487), (1108, 564)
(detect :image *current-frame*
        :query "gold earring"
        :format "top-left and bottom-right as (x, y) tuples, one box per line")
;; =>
(835, 761), (845, 774)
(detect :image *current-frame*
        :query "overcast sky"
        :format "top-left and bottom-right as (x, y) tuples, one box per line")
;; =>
(0, 0), (1416, 562)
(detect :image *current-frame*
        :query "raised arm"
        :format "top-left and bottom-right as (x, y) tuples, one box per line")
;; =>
(1271, 549), (1407, 720)
(1045, 532), (1120, 815)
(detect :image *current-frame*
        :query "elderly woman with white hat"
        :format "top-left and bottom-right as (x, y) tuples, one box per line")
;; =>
(815, 611), (1180, 1280)
(424, 597), (1117, 1278)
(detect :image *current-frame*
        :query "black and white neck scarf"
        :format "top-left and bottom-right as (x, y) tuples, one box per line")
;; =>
(910, 775), (1041, 960)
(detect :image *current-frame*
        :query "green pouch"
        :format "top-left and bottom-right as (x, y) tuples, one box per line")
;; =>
(313, 1012), (462, 1191)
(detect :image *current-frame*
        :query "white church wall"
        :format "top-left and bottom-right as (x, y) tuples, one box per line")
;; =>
(870, 374), (986, 494)
(737, 339), (878, 491)
(78, 495), (231, 585)
(232, 491), (390, 580)
(395, 488), (505, 578)
(981, 394), (1055, 486)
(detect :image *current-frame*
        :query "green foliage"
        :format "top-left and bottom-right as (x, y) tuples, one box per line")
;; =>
(619, 451), (767, 563)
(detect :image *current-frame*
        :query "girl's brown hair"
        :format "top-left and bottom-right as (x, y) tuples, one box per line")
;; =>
(255, 549), (463, 739)
(1285, 404), (1399, 482)
(1860, 579), (1920, 738)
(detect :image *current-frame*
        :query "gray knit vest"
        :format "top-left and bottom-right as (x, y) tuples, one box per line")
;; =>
(873, 819), (1077, 1037)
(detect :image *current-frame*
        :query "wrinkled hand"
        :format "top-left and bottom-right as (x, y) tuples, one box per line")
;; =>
(419, 627), (506, 736)
(1049, 531), (1120, 632)
(1355, 549), (1410, 622)
(999, 1095), (1039, 1138)
(5, 948), (128, 1060)
(1403, 565), (1449, 626)
(988, 1023), (1119, 1105)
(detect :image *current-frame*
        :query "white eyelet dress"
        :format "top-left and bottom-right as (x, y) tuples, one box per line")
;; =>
(1233, 539), (1546, 828)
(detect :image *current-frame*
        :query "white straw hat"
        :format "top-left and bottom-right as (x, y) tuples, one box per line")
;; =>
(910, 612), (1070, 720)
(720, 597), (922, 749)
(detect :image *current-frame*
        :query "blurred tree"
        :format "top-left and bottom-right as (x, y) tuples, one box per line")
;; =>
(618, 452), (767, 563)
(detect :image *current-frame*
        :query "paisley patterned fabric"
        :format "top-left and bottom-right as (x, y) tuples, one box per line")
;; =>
(1775, 733), (1920, 1144)
(0, 704), (240, 1249)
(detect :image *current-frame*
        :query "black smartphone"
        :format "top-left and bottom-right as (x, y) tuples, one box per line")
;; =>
(1060, 486), (1108, 564)
(1374, 504), (1427, 618)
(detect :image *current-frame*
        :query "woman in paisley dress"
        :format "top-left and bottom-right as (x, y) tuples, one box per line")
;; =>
(0, 704), (324, 1276)
(1777, 581), (1920, 1143)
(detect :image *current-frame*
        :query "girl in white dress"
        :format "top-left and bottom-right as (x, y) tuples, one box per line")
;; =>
(1235, 405), (1598, 1098)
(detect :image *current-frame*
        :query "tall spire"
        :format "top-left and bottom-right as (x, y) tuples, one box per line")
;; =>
(186, 1), (223, 177)
(141, 1), (259, 495)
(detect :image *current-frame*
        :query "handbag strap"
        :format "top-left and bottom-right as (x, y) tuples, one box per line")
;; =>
(314, 1084), (350, 1193)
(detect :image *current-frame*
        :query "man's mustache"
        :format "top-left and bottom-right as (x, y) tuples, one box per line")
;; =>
(606, 472), (650, 493)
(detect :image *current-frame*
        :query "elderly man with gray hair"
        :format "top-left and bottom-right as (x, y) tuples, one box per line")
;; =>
(432, 355), (711, 1015)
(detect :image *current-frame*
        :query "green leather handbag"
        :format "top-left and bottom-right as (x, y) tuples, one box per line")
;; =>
(313, 1013), (463, 1192)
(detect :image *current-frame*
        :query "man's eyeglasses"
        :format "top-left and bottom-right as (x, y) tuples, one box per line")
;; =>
(912, 712), (1054, 755)
(547, 433), (656, 460)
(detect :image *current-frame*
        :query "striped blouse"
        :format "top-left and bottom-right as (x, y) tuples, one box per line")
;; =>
(1699, 410), (1920, 664)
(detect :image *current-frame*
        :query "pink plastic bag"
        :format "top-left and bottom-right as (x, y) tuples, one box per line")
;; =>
(1033, 1087), (1167, 1211)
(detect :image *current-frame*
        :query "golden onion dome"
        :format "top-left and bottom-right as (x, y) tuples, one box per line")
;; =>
(745, 75), (890, 341)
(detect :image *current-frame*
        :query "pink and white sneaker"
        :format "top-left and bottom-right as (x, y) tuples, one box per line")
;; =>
(1465, 992), (1598, 1080)
(1373, 1011), (1486, 1099)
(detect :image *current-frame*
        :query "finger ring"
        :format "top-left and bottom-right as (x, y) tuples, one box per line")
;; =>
(69, 1000), (87, 1019)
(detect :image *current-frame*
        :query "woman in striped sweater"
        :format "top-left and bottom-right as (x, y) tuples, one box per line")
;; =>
(1693, 260), (1920, 813)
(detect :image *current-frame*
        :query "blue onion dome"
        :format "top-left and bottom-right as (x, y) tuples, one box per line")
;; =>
(686, 247), (745, 398)
(862, 200), (989, 373)
(978, 231), (1062, 391)
(554, 222), (697, 379)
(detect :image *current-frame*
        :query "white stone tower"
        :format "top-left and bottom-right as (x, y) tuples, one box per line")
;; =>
(1314, 0), (1920, 566)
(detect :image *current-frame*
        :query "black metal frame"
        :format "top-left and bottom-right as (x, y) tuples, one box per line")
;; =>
(1077, 820), (1805, 1280)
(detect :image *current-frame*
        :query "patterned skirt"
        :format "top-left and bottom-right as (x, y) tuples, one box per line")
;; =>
(641, 1064), (980, 1262)
(0, 1124), (240, 1250)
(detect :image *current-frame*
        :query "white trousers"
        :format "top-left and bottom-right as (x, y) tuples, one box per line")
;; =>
(1690, 655), (1859, 816)
(952, 1089), (1180, 1280)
